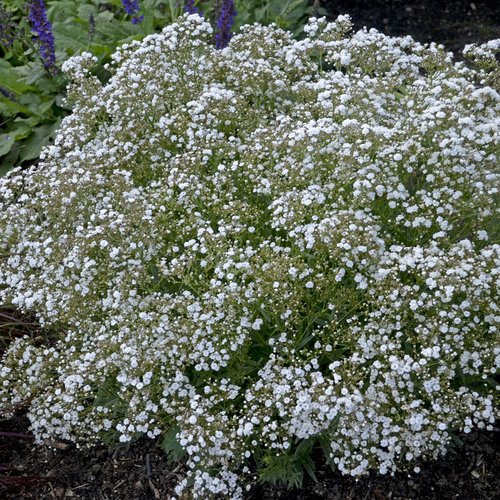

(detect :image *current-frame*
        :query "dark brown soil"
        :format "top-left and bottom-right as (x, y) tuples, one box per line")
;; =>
(321, 0), (500, 59)
(1, 413), (499, 499)
(250, 428), (500, 500)
(1, 1), (500, 498)
(0, 415), (185, 499)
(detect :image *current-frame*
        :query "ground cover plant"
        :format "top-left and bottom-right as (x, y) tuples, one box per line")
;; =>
(0, 10), (499, 500)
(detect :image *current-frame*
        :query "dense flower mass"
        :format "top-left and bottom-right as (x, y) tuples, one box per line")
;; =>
(0, 13), (499, 499)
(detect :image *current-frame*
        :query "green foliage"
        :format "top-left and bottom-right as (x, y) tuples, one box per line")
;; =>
(233, 0), (327, 37)
(162, 426), (188, 464)
(0, 0), (141, 174)
(257, 437), (319, 489)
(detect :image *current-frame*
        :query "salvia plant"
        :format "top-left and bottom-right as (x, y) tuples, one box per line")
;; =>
(26, 0), (57, 74)
(0, 11), (499, 500)
(120, 0), (144, 24)
(214, 0), (236, 49)
(183, 0), (202, 15)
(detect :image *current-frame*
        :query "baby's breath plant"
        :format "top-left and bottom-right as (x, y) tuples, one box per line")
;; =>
(0, 0), (317, 176)
(0, 13), (499, 499)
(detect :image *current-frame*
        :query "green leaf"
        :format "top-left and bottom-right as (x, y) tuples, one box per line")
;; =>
(294, 437), (315, 459)
(52, 21), (90, 53)
(95, 15), (136, 43)
(0, 97), (29, 117)
(77, 4), (97, 21)
(25, 64), (48, 86)
(255, 6), (268, 22)
(302, 454), (318, 483)
(39, 98), (56, 115)
(0, 122), (30, 163)
(319, 436), (331, 457)
(89, 44), (112, 57)
(260, 307), (272, 323)
(0, 60), (35, 95)
(161, 426), (187, 464)
(19, 118), (62, 163)
(150, 262), (160, 283)
(45, 0), (79, 21)
(0, 132), (17, 158)
(54, 93), (71, 110)
(445, 429), (464, 455)
(95, 10), (115, 24)
(483, 376), (499, 389)
(0, 142), (21, 176)
(36, 77), (59, 93)
(136, 0), (161, 34)
(0, 119), (30, 142)
(14, 95), (42, 119)
(296, 332), (314, 350)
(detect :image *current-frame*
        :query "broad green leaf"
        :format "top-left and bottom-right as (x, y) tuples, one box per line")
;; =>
(2, 0), (25, 13)
(0, 133), (16, 158)
(255, 6), (268, 21)
(39, 98), (55, 115)
(52, 21), (90, 53)
(0, 60), (35, 95)
(36, 77), (59, 93)
(96, 18), (138, 42)
(18, 93), (44, 116)
(55, 93), (72, 110)
(10, 115), (41, 129)
(77, 4), (97, 21)
(0, 122), (31, 156)
(88, 44), (113, 60)
(19, 118), (62, 162)
(45, 0), (79, 21)
(96, 10), (115, 23)
(0, 143), (21, 176)
(0, 98), (28, 117)
(161, 426), (187, 464)
(25, 64), (49, 86)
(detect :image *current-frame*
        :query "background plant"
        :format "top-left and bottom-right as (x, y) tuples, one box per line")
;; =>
(0, 0), (322, 176)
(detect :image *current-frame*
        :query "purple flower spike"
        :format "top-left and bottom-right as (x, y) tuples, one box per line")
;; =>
(0, 86), (19, 103)
(88, 13), (96, 44)
(121, 0), (143, 24)
(183, 0), (202, 15)
(215, 0), (236, 50)
(26, 0), (57, 74)
(0, 4), (18, 48)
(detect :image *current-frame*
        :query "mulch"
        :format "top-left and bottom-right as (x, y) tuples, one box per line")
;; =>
(1, 0), (500, 498)
(322, 0), (500, 59)
(1, 413), (499, 499)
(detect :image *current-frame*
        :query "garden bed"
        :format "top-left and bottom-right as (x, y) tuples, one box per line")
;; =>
(1, 412), (499, 499)
(1, 1), (499, 499)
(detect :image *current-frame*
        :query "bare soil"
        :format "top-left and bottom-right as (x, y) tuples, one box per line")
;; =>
(321, 0), (500, 59)
(1, 413), (499, 499)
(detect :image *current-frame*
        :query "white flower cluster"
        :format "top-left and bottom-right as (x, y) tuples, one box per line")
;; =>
(0, 13), (499, 498)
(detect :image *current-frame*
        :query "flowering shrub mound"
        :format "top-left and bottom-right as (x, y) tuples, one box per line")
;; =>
(0, 13), (499, 498)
